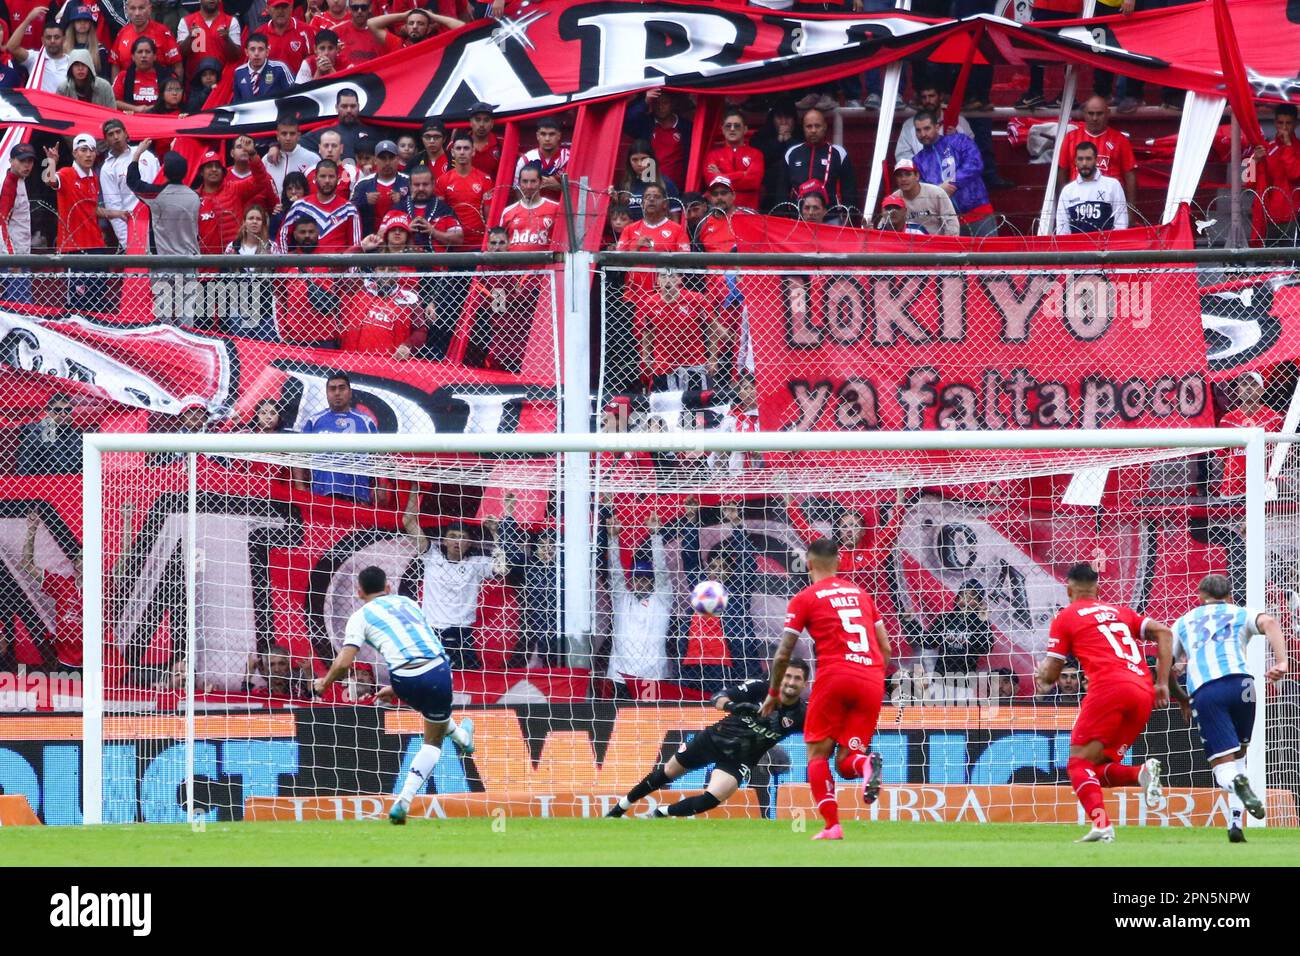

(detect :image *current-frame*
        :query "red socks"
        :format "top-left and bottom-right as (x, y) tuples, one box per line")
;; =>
(835, 751), (868, 780)
(808, 757), (839, 829)
(1067, 757), (1110, 828)
(1099, 763), (1142, 787)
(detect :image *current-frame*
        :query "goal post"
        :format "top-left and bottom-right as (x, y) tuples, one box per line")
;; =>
(80, 427), (1283, 827)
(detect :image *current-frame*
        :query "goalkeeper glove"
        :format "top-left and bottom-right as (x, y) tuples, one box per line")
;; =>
(725, 701), (759, 716)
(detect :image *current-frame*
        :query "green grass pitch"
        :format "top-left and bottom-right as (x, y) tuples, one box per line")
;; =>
(2, 819), (1297, 866)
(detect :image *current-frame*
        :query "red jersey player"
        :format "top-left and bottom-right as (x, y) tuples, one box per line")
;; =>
(1036, 562), (1172, 843)
(766, 538), (890, 841)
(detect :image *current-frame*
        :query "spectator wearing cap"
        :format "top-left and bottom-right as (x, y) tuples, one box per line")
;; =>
(260, 0), (316, 76)
(177, 0), (241, 78)
(5, 13), (71, 92)
(295, 28), (350, 84)
(467, 102), (502, 178)
(110, 0), (181, 75)
(911, 110), (997, 238)
(351, 139), (411, 235)
(876, 194), (927, 235)
(263, 117), (320, 195)
(604, 511), (672, 697)
(304, 88), (381, 160)
(127, 140), (200, 256)
(339, 230), (427, 356)
(696, 174), (742, 253)
(193, 141), (276, 254)
(780, 108), (856, 219)
(624, 89), (691, 190)
(42, 133), (127, 260)
(56, 48), (114, 107)
(702, 108), (764, 212)
(232, 32), (295, 103)
(923, 580), (995, 691)
(99, 118), (159, 249)
(796, 180), (829, 224)
(412, 119), (450, 180)
(890, 158), (958, 237)
(0, 143), (36, 259)
(61, 4), (111, 76)
(513, 116), (570, 199)
(332, 0), (400, 65)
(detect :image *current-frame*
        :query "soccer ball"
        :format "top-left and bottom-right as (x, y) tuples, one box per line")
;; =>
(690, 579), (729, 616)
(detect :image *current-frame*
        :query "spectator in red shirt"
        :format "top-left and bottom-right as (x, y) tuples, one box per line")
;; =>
(111, 0), (181, 75)
(624, 89), (691, 190)
(1057, 95), (1137, 206)
(114, 37), (175, 112)
(498, 163), (560, 250)
(435, 132), (493, 248)
(295, 27), (349, 82)
(616, 181), (689, 306)
(274, 218), (343, 345)
(8, 0), (50, 52)
(339, 270), (425, 357)
(194, 143), (276, 254)
(1251, 104), (1300, 247)
(634, 268), (715, 391)
(260, 0), (315, 76)
(177, 0), (241, 77)
(42, 133), (127, 257)
(466, 101), (502, 178)
(366, 5), (461, 47)
(226, 134), (278, 215)
(0, 142), (35, 257)
(412, 118), (450, 179)
(20, 511), (83, 672)
(703, 108), (764, 211)
(310, 0), (350, 31)
(333, 0), (399, 65)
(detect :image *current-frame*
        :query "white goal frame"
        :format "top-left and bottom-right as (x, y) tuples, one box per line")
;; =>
(80, 427), (1270, 826)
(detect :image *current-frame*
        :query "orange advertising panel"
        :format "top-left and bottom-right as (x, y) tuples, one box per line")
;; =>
(245, 789), (762, 821)
(775, 784), (1300, 827)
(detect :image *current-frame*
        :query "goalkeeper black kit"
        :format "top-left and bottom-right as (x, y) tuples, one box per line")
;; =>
(676, 679), (806, 780)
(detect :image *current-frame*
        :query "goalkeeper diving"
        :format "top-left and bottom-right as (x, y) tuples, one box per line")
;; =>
(314, 566), (476, 825)
(606, 662), (809, 818)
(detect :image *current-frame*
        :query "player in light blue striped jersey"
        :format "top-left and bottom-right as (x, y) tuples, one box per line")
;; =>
(1170, 574), (1288, 843)
(314, 565), (476, 825)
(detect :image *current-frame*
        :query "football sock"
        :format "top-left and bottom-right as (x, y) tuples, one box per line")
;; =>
(1212, 762), (1237, 791)
(1068, 757), (1110, 828)
(398, 743), (442, 806)
(621, 767), (671, 808)
(809, 757), (839, 829)
(666, 793), (721, 817)
(835, 751), (868, 780)
(446, 718), (468, 749)
(1098, 763), (1141, 787)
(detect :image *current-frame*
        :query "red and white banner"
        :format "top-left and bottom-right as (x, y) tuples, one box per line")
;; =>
(1, 0), (1297, 142)
(733, 213), (1214, 432)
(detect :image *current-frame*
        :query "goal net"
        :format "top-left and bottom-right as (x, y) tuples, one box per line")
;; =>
(79, 428), (1296, 828)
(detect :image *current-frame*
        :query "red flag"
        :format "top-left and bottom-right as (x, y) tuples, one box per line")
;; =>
(1213, 0), (1266, 148)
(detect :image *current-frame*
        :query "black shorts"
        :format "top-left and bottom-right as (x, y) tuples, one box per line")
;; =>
(673, 731), (752, 786)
